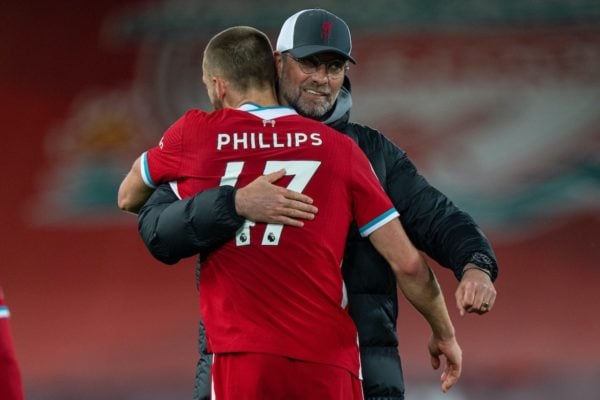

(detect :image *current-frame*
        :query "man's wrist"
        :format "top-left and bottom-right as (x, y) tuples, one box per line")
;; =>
(463, 252), (496, 278)
(431, 321), (456, 341)
(462, 264), (492, 278)
(224, 186), (246, 223)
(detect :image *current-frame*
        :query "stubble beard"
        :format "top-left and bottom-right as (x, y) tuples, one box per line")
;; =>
(278, 71), (338, 120)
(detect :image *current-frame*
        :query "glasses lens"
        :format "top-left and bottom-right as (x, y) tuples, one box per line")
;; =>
(327, 61), (346, 76)
(290, 55), (347, 79)
(298, 57), (319, 74)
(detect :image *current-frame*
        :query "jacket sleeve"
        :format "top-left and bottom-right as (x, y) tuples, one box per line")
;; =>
(370, 130), (498, 281)
(137, 183), (245, 264)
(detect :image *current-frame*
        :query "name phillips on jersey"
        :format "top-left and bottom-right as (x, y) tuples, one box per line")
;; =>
(217, 131), (323, 151)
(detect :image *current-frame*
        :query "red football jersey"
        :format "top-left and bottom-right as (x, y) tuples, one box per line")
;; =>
(142, 103), (399, 376)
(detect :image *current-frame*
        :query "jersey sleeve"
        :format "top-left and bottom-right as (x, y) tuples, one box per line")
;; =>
(140, 113), (189, 188)
(349, 142), (399, 237)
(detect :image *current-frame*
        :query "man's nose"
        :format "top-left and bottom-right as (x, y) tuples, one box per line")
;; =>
(311, 64), (330, 82)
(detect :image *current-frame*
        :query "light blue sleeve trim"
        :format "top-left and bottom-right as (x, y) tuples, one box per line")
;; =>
(0, 305), (10, 318)
(359, 208), (400, 237)
(140, 152), (156, 189)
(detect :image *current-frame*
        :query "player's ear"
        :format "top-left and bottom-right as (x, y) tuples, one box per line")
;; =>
(274, 52), (284, 79)
(214, 76), (226, 101)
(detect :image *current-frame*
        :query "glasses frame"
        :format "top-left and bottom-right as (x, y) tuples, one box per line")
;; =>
(286, 54), (349, 79)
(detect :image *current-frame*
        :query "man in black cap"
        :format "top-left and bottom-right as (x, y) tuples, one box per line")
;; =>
(132, 9), (498, 400)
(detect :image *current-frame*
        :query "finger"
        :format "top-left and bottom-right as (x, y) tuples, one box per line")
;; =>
(462, 284), (492, 311)
(460, 272), (497, 312)
(478, 295), (496, 314)
(464, 303), (487, 315)
(282, 189), (315, 205)
(456, 286), (476, 316)
(283, 208), (316, 221)
(468, 307), (484, 315)
(430, 354), (440, 370)
(469, 289), (497, 314)
(285, 199), (318, 215)
(440, 368), (448, 390)
(472, 285), (496, 310)
(272, 216), (305, 227)
(480, 300), (491, 313)
(455, 286), (466, 316)
(441, 365), (461, 393)
(466, 303), (491, 315)
(264, 169), (286, 183)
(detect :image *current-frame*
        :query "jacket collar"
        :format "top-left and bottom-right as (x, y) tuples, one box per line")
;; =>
(321, 76), (352, 130)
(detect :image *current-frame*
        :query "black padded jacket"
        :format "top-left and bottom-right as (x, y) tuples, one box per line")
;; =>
(137, 78), (498, 400)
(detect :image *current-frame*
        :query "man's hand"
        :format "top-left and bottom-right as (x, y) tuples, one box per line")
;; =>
(235, 169), (318, 227)
(429, 334), (462, 393)
(455, 266), (497, 316)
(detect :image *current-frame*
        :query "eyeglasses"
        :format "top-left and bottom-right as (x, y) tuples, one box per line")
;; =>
(287, 54), (349, 79)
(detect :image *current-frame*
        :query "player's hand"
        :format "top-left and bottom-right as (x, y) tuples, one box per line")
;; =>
(428, 334), (462, 393)
(235, 169), (318, 227)
(455, 266), (497, 316)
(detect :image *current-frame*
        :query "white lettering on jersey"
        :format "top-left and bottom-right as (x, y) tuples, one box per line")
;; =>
(294, 133), (308, 147)
(217, 132), (322, 151)
(233, 133), (248, 150)
(310, 133), (323, 146)
(217, 133), (230, 150)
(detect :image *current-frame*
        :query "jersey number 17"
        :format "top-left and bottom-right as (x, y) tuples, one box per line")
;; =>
(219, 160), (321, 247)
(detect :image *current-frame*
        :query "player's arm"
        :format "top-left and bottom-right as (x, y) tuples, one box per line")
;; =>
(351, 139), (461, 392)
(117, 155), (154, 214)
(119, 112), (189, 215)
(368, 220), (461, 393)
(378, 133), (498, 314)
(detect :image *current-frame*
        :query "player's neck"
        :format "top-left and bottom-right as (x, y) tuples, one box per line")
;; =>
(225, 87), (279, 109)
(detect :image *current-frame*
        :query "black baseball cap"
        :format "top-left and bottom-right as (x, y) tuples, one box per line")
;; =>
(276, 9), (356, 64)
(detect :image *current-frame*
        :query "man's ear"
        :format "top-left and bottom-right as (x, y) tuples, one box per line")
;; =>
(274, 52), (284, 78)
(214, 76), (227, 102)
